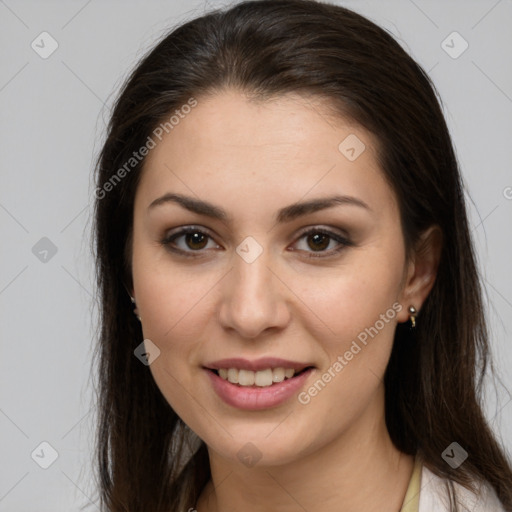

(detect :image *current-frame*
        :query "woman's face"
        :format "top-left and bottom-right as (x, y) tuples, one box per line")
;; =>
(131, 89), (416, 466)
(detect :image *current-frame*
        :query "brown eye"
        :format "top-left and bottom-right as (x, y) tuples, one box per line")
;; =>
(306, 232), (330, 251)
(184, 231), (208, 250)
(291, 227), (353, 258)
(161, 226), (220, 255)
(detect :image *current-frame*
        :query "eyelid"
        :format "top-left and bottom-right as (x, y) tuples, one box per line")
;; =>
(294, 224), (350, 241)
(160, 225), (222, 256)
(289, 226), (353, 258)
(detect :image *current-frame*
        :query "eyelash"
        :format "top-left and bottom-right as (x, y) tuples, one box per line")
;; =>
(160, 226), (353, 259)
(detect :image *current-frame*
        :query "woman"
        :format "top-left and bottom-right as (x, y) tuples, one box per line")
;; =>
(92, 1), (512, 510)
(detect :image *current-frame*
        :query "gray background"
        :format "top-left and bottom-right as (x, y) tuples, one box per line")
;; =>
(1, 0), (511, 510)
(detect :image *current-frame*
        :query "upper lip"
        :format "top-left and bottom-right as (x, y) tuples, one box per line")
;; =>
(204, 357), (314, 372)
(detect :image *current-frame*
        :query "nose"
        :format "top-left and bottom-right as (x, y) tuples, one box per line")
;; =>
(218, 247), (291, 339)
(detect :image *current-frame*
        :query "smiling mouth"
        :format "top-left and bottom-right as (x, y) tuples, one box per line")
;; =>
(206, 366), (314, 388)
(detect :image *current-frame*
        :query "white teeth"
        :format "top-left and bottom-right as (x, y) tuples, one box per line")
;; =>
(238, 369), (255, 386)
(227, 368), (239, 384)
(217, 367), (302, 387)
(272, 367), (285, 382)
(254, 368), (273, 387)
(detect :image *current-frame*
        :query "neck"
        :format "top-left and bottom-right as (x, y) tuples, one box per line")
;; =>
(196, 389), (414, 512)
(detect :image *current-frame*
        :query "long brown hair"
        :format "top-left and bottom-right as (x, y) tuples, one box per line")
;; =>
(92, 1), (512, 510)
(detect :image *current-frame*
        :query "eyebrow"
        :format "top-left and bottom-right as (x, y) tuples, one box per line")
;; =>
(148, 192), (371, 223)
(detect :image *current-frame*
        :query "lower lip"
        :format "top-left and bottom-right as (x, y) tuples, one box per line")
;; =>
(205, 368), (314, 410)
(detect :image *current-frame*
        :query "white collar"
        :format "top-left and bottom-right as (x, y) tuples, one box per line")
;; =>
(418, 464), (505, 511)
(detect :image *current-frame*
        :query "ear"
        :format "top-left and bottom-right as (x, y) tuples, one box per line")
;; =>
(396, 225), (442, 324)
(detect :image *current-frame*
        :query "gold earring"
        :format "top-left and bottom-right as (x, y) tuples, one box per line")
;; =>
(408, 306), (417, 328)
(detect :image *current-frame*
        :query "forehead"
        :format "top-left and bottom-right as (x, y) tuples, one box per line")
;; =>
(135, 90), (397, 220)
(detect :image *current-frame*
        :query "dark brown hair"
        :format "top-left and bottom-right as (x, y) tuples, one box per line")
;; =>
(92, 1), (512, 510)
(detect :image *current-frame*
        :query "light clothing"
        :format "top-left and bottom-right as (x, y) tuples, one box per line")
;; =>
(400, 455), (422, 512)
(419, 464), (505, 511)
(399, 455), (505, 512)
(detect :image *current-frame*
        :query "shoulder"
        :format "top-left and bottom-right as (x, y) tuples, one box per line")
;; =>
(418, 464), (505, 512)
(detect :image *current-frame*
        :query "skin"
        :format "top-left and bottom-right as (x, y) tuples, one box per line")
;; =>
(130, 89), (442, 512)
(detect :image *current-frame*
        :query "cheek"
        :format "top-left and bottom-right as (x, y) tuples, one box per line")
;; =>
(291, 245), (405, 419)
(296, 248), (404, 348)
(135, 274), (223, 379)
(292, 266), (402, 445)
(131, 231), (220, 341)
(132, 262), (221, 429)
(131, 245), (222, 393)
